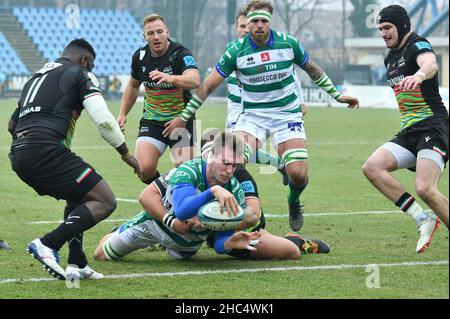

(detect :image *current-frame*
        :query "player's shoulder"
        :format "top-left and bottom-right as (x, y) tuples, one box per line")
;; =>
(171, 158), (204, 182)
(407, 33), (433, 51)
(273, 29), (300, 45)
(225, 38), (247, 54)
(131, 45), (150, 62)
(168, 41), (193, 56)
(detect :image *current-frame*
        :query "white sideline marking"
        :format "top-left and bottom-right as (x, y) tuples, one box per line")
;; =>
(28, 208), (404, 225)
(0, 260), (447, 284)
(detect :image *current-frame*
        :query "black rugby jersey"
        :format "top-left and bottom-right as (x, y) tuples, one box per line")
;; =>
(384, 33), (447, 130)
(130, 41), (198, 122)
(11, 57), (102, 147)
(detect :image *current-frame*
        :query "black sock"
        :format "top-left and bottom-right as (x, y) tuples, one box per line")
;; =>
(285, 235), (305, 250)
(41, 204), (97, 251)
(395, 192), (415, 212)
(64, 206), (88, 268)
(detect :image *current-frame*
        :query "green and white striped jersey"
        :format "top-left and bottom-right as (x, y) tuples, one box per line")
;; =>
(168, 158), (246, 210)
(217, 30), (308, 114)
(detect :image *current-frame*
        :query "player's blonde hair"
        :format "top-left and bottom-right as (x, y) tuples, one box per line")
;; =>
(142, 14), (166, 28)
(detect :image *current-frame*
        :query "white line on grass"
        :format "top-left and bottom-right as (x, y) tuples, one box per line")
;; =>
(0, 260), (447, 284)
(28, 208), (404, 225)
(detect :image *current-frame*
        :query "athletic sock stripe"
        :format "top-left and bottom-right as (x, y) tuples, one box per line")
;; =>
(103, 241), (121, 260)
(400, 197), (415, 212)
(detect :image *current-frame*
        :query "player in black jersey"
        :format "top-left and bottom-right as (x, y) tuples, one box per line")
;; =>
(8, 39), (140, 280)
(117, 14), (200, 185)
(362, 5), (448, 253)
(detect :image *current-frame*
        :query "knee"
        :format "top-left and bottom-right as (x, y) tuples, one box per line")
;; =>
(93, 247), (108, 261)
(286, 164), (308, 186)
(416, 183), (436, 203)
(362, 160), (379, 179)
(102, 196), (117, 216)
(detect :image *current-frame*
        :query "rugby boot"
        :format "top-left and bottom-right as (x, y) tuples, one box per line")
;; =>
(27, 238), (66, 280)
(285, 233), (330, 254)
(66, 264), (104, 280)
(416, 213), (440, 253)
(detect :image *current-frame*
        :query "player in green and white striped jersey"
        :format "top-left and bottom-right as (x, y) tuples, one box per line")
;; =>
(94, 131), (261, 261)
(179, 1), (359, 232)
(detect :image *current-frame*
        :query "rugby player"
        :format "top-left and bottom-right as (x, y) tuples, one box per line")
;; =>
(117, 14), (200, 185)
(177, 1), (359, 232)
(362, 5), (448, 253)
(8, 39), (140, 280)
(94, 130), (329, 262)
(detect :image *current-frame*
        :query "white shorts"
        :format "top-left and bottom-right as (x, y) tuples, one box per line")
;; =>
(233, 111), (306, 146)
(103, 219), (202, 260)
(225, 105), (243, 130)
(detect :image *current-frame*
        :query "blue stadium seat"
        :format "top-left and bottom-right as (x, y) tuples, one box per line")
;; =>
(12, 6), (143, 76)
(0, 31), (28, 75)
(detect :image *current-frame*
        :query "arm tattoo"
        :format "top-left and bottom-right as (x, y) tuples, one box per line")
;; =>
(302, 59), (325, 82)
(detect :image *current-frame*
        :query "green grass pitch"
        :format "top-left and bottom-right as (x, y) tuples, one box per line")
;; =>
(0, 98), (448, 299)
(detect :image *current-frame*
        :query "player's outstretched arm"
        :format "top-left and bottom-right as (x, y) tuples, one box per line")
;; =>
(178, 69), (225, 122)
(213, 230), (261, 254)
(117, 77), (141, 131)
(83, 94), (141, 175)
(302, 59), (359, 109)
(163, 69), (225, 138)
(139, 183), (193, 234)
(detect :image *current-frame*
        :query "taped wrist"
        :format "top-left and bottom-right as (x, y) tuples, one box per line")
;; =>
(314, 73), (342, 101)
(163, 213), (176, 229)
(180, 94), (203, 122)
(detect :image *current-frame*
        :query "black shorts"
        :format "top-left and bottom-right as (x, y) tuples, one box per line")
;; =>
(138, 117), (195, 149)
(391, 116), (449, 164)
(9, 143), (102, 202)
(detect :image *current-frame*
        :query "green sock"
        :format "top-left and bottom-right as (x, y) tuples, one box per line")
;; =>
(256, 150), (283, 169)
(288, 179), (308, 204)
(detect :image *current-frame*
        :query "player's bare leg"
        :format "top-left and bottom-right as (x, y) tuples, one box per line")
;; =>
(93, 233), (113, 261)
(415, 158), (448, 227)
(135, 141), (162, 184)
(277, 138), (308, 231)
(250, 229), (300, 260)
(363, 148), (441, 252)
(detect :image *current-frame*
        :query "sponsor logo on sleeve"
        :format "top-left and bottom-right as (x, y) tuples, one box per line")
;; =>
(241, 181), (256, 194)
(415, 41), (432, 51)
(183, 56), (197, 67)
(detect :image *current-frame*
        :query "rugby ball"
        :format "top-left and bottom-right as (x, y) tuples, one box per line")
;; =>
(197, 200), (244, 231)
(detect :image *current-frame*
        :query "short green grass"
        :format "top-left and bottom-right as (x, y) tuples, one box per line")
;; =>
(0, 98), (448, 299)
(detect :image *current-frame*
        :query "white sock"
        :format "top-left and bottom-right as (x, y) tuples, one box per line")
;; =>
(405, 202), (428, 226)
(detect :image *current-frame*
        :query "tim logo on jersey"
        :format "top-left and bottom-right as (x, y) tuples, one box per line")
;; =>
(261, 52), (271, 63)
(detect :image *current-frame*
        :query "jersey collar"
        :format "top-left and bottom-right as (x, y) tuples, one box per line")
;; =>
(249, 29), (275, 49)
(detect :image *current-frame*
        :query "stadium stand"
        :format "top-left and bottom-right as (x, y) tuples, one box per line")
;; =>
(0, 31), (29, 75)
(12, 7), (145, 76)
